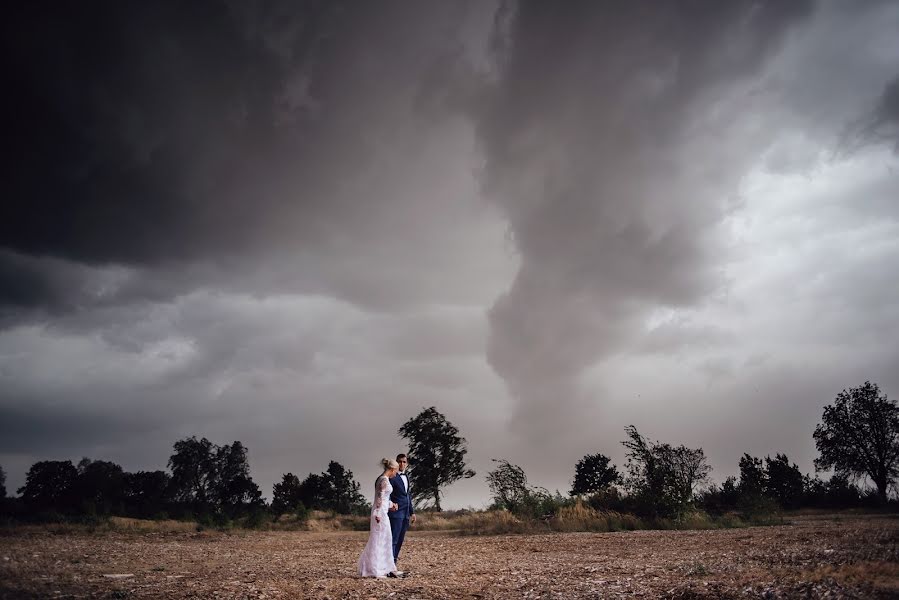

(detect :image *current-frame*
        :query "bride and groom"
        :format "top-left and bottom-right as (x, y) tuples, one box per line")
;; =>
(357, 454), (417, 578)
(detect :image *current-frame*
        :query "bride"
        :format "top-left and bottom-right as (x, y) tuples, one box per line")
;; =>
(357, 458), (401, 578)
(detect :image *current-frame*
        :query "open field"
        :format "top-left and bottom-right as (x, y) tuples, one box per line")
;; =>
(1, 514), (897, 599)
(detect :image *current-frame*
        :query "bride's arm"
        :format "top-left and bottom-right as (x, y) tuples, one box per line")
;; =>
(373, 476), (387, 521)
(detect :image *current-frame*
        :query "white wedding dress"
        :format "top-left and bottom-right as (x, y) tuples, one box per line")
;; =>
(357, 475), (397, 578)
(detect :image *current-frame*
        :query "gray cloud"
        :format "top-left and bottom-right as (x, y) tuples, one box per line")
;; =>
(474, 1), (814, 441)
(2, 1), (491, 312)
(2, 1), (899, 506)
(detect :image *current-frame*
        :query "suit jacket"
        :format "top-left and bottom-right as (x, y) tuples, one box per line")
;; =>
(388, 473), (414, 520)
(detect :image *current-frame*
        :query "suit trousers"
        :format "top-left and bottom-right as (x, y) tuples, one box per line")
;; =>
(388, 514), (409, 562)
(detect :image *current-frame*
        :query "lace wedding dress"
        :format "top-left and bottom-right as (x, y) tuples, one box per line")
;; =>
(357, 475), (397, 577)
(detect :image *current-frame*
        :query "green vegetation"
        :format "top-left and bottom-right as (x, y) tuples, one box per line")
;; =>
(1, 380), (896, 532)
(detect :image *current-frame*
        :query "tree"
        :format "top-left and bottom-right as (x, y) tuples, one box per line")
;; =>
(282, 463), (367, 514)
(0, 464), (6, 499)
(213, 441), (262, 515)
(123, 471), (172, 517)
(764, 453), (803, 509)
(737, 454), (766, 498)
(72, 458), (126, 515)
(814, 381), (899, 503)
(167, 437), (262, 515)
(398, 407), (475, 511)
(698, 475), (739, 513)
(485, 459), (555, 518)
(486, 459), (530, 512)
(298, 472), (330, 510)
(721, 476), (740, 506)
(621, 426), (711, 518)
(168, 436), (217, 505)
(272, 473), (302, 515)
(571, 453), (620, 496)
(18, 460), (78, 510)
(323, 461), (366, 515)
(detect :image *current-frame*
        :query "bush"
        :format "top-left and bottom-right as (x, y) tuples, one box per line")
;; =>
(242, 507), (268, 529)
(737, 493), (781, 524)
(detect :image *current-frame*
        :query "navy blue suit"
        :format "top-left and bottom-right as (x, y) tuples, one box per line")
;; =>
(388, 473), (414, 563)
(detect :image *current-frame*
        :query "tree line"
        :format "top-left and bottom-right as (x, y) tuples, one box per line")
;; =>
(0, 380), (896, 525)
(485, 381), (898, 521)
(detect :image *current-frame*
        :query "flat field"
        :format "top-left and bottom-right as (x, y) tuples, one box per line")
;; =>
(1, 514), (897, 599)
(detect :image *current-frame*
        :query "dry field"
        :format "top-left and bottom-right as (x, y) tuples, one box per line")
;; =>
(1, 514), (897, 599)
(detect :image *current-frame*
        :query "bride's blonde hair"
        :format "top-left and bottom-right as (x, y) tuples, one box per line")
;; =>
(381, 458), (399, 470)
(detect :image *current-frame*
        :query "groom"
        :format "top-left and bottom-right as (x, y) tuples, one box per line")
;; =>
(388, 453), (416, 566)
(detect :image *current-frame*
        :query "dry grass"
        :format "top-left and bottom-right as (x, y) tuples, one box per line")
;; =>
(106, 517), (198, 533)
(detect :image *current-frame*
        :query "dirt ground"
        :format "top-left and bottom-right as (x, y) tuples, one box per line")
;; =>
(1, 514), (897, 599)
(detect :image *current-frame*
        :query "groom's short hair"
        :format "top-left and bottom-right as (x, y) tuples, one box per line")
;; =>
(396, 453), (407, 461)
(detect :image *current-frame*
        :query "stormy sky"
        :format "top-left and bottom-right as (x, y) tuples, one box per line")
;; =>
(2, 1), (898, 507)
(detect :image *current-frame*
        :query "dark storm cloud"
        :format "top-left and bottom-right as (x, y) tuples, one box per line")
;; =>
(2, 0), (898, 507)
(474, 0), (814, 437)
(861, 76), (899, 150)
(2, 0), (479, 311)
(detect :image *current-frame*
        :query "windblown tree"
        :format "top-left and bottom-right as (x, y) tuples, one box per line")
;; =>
(570, 453), (620, 496)
(621, 425), (711, 518)
(398, 407), (475, 511)
(814, 381), (899, 503)
(486, 459), (530, 512)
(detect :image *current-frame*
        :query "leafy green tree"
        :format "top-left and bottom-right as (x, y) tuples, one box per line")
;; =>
(737, 454), (766, 497)
(621, 426), (711, 518)
(123, 471), (172, 517)
(298, 472), (330, 510)
(398, 407), (475, 511)
(72, 458), (126, 515)
(323, 461), (367, 514)
(167, 437), (262, 515)
(764, 453), (804, 509)
(286, 463), (366, 514)
(814, 381), (899, 503)
(168, 436), (217, 505)
(571, 453), (620, 496)
(213, 441), (262, 515)
(720, 476), (740, 506)
(698, 475), (740, 513)
(18, 460), (78, 510)
(272, 473), (302, 515)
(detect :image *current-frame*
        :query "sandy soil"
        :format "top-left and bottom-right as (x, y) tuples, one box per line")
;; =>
(1, 514), (897, 599)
